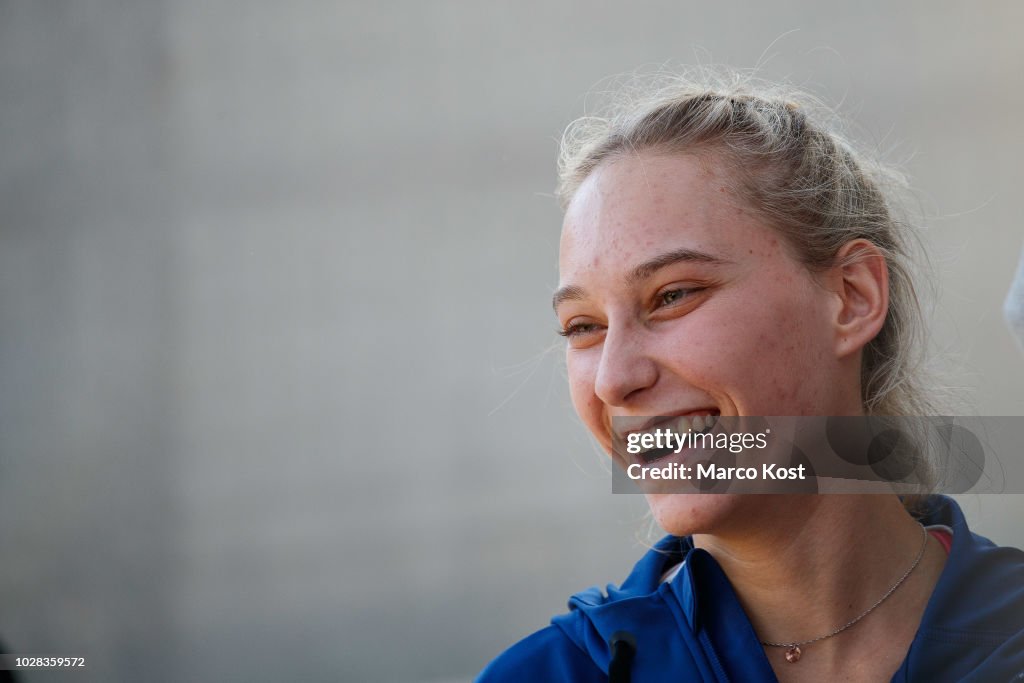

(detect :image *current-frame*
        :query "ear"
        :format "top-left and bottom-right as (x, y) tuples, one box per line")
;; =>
(828, 239), (889, 359)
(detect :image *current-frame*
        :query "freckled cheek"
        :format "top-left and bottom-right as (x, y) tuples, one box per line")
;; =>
(663, 303), (821, 409)
(661, 314), (768, 374)
(741, 301), (833, 408)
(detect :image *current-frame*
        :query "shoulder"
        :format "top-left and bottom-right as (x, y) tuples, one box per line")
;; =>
(906, 496), (1024, 680)
(475, 536), (690, 682)
(474, 624), (604, 683)
(921, 495), (1024, 633)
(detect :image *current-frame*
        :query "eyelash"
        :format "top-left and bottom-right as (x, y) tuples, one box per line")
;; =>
(557, 322), (598, 338)
(657, 287), (696, 307)
(557, 287), (704, 338)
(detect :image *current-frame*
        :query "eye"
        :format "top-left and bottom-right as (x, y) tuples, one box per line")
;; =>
(656, 287), (701, 308)
(557, 321), (602, 339)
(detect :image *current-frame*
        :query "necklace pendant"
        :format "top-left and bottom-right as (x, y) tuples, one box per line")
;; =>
(785, 646), (802, 663)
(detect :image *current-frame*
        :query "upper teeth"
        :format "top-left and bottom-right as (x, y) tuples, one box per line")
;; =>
(678, 414), (716, 432)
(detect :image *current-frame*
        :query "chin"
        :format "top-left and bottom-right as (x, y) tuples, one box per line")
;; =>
(646, 492), (756, 537)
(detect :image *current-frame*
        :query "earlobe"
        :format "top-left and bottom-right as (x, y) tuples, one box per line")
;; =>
(831, 239), (889, 358)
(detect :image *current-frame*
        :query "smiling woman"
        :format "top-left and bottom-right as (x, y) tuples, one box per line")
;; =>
(475, 73), (1024, 683)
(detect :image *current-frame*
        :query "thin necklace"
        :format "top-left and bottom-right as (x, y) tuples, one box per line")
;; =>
(760, 524), (929, 663)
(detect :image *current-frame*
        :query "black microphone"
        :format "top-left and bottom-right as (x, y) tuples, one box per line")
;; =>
(608, 630), (637, 683)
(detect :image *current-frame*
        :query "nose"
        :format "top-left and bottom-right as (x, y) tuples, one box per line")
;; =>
(593, 322), (658, 406)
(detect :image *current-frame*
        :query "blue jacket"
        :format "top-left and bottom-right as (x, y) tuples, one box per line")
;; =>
(477, 496), (1024, 682)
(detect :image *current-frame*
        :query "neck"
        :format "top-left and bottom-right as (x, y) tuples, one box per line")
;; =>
(693, 495), (934, 664)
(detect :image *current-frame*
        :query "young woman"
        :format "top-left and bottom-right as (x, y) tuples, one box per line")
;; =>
(477, 77), (1024, 682)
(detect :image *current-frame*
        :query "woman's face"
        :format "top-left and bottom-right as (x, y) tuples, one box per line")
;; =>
(555, 151), (861, 535)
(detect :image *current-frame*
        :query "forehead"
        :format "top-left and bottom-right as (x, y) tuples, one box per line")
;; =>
(559, 152), (769, 277)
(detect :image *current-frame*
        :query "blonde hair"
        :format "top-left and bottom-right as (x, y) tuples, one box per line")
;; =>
(557, 72), (937, 420)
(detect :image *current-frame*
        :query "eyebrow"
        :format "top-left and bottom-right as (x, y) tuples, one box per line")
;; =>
(552, 247), (731, 311)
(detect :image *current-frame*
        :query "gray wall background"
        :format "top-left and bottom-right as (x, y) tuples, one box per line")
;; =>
(2, 2), (1023, 682)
